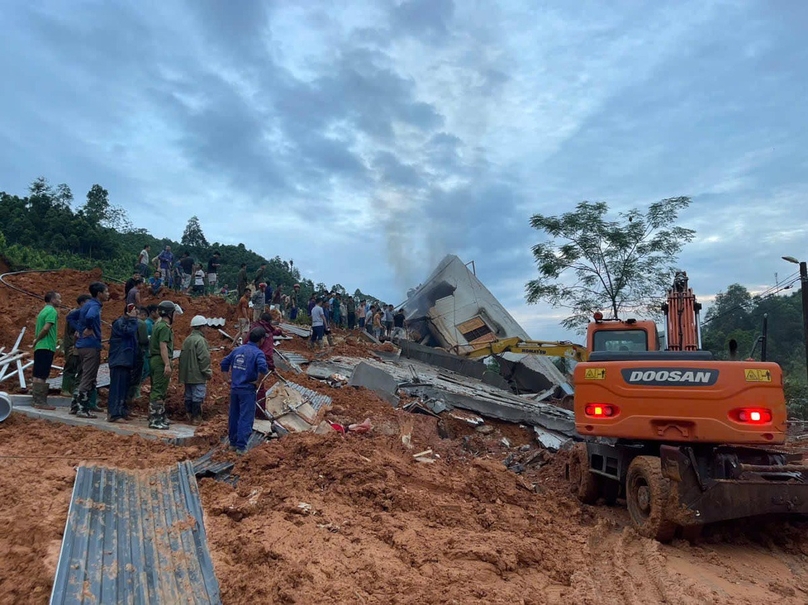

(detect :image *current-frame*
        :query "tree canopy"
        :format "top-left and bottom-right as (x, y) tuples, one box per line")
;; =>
(0, 177), (386, 310)
(526, 197), (695, 332)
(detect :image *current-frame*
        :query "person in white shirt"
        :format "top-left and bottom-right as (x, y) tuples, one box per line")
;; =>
(309, 298), (326, 350)
(193, 264), (206, 295)
(137, 244), (150, 276)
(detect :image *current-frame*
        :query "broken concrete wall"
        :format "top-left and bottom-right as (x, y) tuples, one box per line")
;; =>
(398, 340), (511, 391)
(405, 255), (529, 351)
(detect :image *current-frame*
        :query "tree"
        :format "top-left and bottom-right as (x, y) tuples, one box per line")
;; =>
(526, 197), (695, 332)
(181, 216), (209, 249)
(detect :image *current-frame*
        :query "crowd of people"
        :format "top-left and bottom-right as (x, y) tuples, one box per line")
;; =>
(28, 257), (409, 453)
(134, 244), (225, 297)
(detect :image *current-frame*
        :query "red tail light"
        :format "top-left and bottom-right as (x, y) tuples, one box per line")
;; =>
(585, 403), (619, 418)
(729, 408), (773, 424)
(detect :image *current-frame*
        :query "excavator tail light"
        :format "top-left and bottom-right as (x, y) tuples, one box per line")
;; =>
(585, 403), (619, 418)
(729, 408), (773, 424)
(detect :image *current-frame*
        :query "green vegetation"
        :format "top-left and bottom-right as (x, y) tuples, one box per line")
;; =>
(526, 197), (694, 332)
(701, 283), (808, 417)
(0, 177), (331, 306)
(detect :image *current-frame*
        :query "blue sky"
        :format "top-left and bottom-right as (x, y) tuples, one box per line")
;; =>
(1, 1), (807, 341)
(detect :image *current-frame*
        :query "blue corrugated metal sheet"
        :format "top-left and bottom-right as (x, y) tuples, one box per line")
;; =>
(51, 461), (221, 604)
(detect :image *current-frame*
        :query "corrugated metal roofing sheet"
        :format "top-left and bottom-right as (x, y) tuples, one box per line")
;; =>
(282, 380), (332, 411)
(51, 461), (221, 605)
(280, 323), (311, 338)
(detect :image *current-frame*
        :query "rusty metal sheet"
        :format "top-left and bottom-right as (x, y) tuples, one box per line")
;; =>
(51, 461), (221, 604)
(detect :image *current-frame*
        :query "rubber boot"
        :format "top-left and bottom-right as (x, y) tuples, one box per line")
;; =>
(32, 382), (55, 410)
(69, 393), (79, 415)
(86, 388), (103, 411)
(76, 392), (97, 419)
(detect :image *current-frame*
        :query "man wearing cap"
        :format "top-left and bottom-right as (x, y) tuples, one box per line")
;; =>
(148, 300), (176, 429)
(179, 315), (212, 425)
(31, 290), (62, 410)
(221, 327), (268, 454)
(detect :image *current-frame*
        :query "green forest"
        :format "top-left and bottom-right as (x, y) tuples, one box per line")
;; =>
(701, 282), (808, 417)
(0, 178), (382, 308)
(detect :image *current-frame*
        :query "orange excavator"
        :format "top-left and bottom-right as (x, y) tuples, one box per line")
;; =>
(568, 271), (806, 540)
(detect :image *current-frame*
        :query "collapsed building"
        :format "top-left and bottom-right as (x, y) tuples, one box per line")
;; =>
(400, 254), (574, 403)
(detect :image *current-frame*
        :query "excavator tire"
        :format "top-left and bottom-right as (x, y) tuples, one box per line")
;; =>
(626, 456), (676, 542)
(568, 443), (599, 504)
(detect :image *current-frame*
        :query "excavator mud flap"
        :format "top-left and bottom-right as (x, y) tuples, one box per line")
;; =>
(660, 445), (808, 525)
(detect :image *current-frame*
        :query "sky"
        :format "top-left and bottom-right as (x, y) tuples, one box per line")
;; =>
(1, 0), (807, 342)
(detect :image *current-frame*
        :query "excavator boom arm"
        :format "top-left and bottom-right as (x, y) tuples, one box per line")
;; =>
(464, 337), (588, 362)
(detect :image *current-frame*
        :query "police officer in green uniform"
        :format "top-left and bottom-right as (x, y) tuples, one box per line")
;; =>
(148, 300), (176, 429)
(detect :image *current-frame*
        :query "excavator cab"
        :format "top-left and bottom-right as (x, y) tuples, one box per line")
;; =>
(586, 314), (659, 353)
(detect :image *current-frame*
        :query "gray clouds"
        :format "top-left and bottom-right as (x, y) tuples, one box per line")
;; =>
(1, 1), (808, 341)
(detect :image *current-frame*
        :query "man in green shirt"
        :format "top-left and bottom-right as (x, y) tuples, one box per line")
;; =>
(179, 315), (212, 425)
(32, 291), (61, 410)
(148, 300), (176, 430)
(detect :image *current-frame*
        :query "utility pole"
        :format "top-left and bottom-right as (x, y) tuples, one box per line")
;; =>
(801, 261), (808, 383)
(783, 256), (808, 382)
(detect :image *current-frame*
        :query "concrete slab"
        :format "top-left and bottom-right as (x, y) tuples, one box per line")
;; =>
(348, 361), (399, 406)
(11, 399), (196, 444)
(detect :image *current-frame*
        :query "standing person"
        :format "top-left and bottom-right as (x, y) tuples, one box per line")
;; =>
(172, 264), (183, 293)
(272, 284), (283, 305)
(236, 289), (252, 340)
(253, 263), (267, 288)
(107, 304), (139, 422)
(251, 283), (267, 321)
(289, 283), (301, 320)
(372, 306), (383, 340)
(307, 295), (316, 317)
(31, 290), (62, 410)
(309, 297), (326, 350)
(237, 263), (248, 298)
(393, 308), (407, 339)
(126, 307), (150, 406)
(331, 293), (342, 327)
(179, 252), (194, 293)
(157, 245), (174, 288)
(179, 315), (212, 425)
(61, 294), (91, 398)
(206, 251), (221, 294)
(251, 312), (282, 417)
(346, 296), (356, 330)
(357, 300), (366, 330)
(148, 300), (176, 430)
(191, 264), (206, 295)
(383, 305), (394, 337)
(220, 327), (268, 454)
(75, 282), (110, 418)
(137, 244), (151, 277)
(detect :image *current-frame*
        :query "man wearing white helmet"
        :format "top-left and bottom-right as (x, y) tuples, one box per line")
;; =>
(179, 315), (212, 425)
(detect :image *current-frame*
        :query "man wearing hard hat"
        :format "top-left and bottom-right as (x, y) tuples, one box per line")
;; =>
(179, 315), (213, 425)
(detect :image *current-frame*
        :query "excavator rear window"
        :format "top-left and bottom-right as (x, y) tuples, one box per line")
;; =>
(592, 329), (648, 352)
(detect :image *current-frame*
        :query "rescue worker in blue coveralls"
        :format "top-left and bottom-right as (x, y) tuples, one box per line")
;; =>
(220, 326), (268, 454)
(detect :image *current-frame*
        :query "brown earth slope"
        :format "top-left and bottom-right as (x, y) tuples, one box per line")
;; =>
(1, 270), (808, 605)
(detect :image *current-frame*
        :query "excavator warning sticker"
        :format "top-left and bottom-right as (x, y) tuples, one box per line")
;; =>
(584, 368), (606, 380)
(744, 369), (772, 382)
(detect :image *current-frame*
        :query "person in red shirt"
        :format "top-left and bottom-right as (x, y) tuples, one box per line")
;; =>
(251, 312), (283, 416)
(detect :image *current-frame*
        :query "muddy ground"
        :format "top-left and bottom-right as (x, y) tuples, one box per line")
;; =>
(2, 270), (808, 604)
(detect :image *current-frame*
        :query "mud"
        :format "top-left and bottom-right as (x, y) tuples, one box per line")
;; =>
(2, 270), (808, 604)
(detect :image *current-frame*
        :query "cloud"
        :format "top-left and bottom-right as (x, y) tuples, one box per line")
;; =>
(0, 0), (807, 343)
